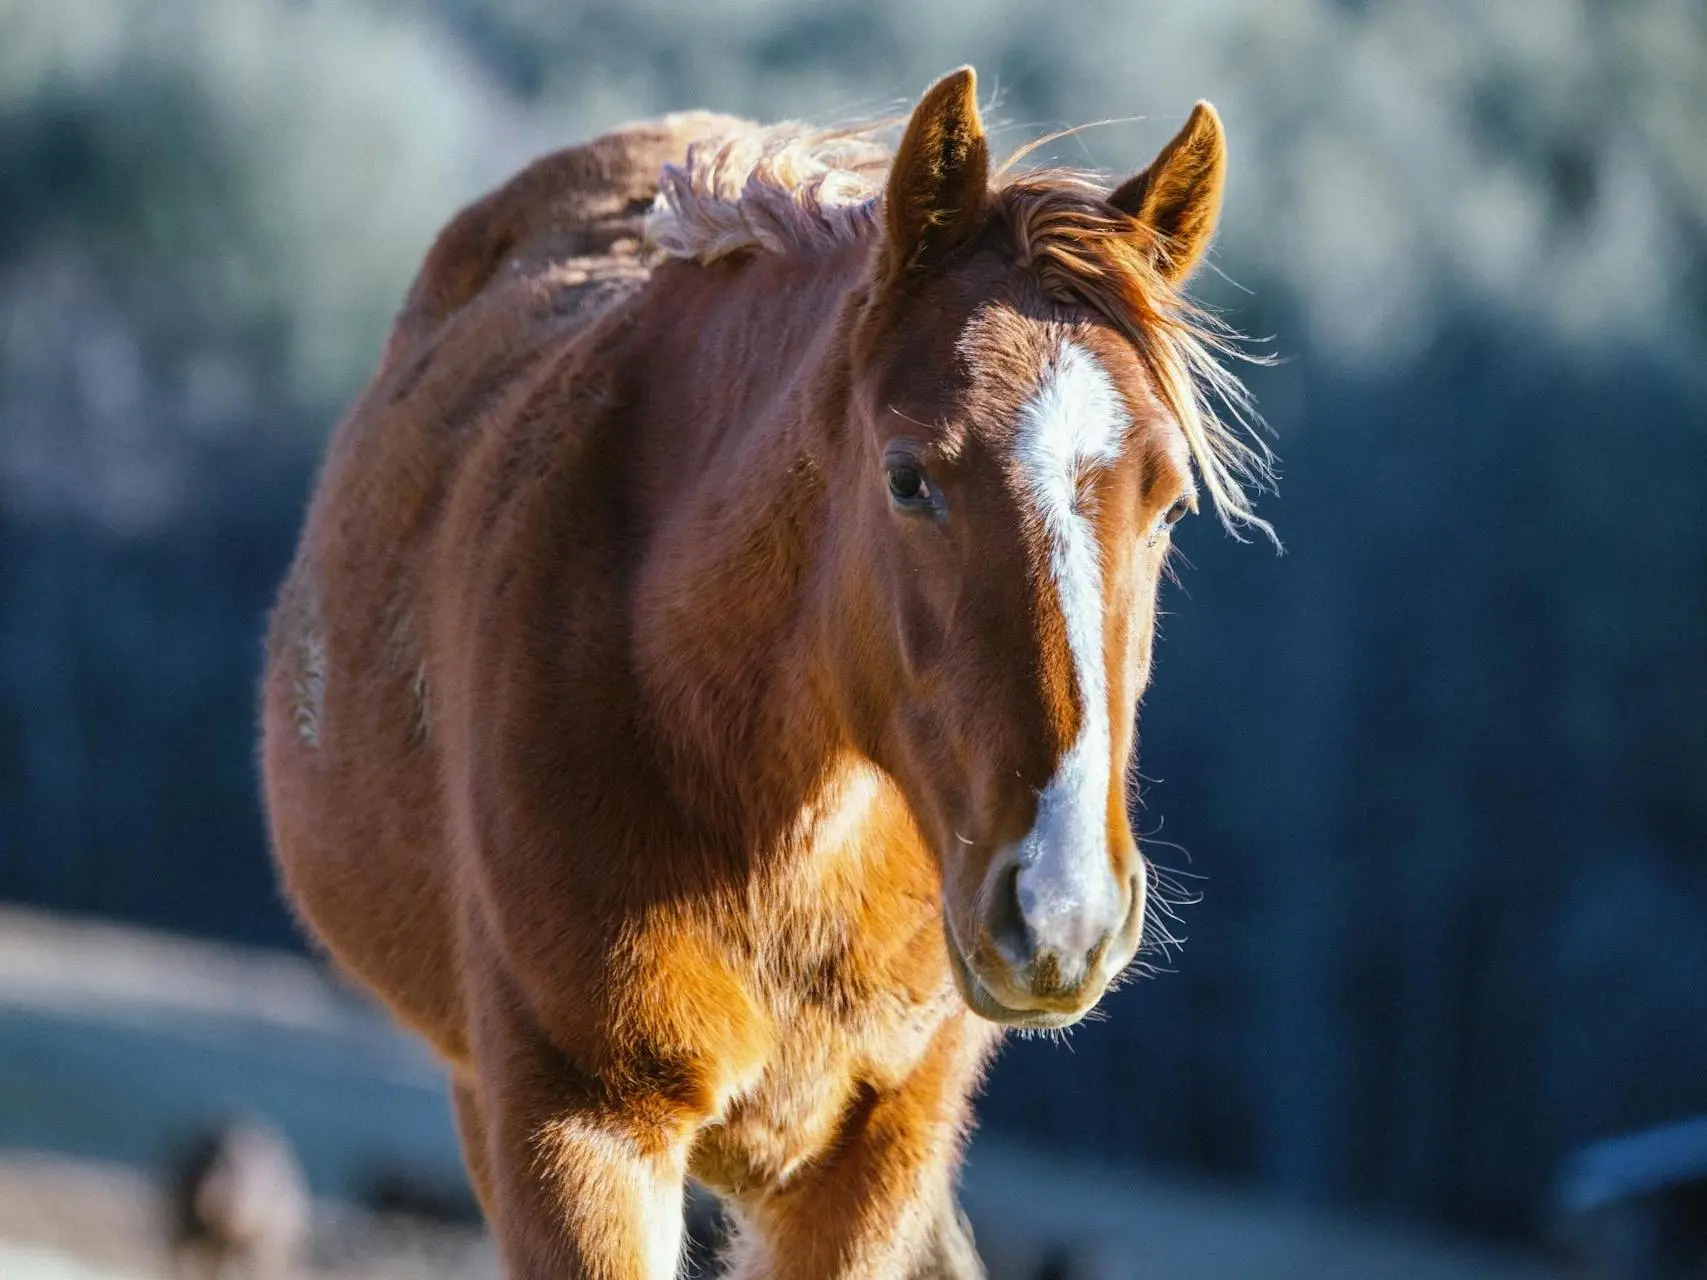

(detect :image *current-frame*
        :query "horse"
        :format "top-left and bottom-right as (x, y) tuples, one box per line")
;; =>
(260, 66), (1271, 1279)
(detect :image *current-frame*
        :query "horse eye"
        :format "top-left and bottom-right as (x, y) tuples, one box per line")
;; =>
(1162, 495), (1194, 527)
(887, 464), (931, 506)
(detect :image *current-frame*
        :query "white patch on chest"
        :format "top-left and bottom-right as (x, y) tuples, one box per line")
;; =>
(1009, 342), (1128, 951)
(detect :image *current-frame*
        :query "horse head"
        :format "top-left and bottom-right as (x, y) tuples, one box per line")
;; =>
(829, 69), (1261, 1028)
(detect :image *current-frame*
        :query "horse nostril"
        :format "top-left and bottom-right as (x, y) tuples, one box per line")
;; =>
(981, 854), (1128, 997)
(985, 860), (1031, 965)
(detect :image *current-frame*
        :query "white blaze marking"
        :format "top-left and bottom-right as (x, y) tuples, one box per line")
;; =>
(1011, 342), (1126, 954)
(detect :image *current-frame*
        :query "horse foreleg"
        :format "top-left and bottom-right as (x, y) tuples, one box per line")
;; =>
(724, 1017), (989, 1280)
(449, 1076), (496, 1221)
(469, 983), (692, 1280)
(913, 1203), (984, 1279)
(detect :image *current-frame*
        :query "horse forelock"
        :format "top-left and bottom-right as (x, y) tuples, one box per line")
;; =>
(645, 123), (1275, 540)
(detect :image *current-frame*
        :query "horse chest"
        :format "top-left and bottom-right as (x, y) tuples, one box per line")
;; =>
(677, 884), (958, 1182)
(686, 962), (964, 1195)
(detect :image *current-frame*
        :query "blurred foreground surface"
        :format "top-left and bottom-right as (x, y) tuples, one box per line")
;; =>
(0, 908), (1554, 1280)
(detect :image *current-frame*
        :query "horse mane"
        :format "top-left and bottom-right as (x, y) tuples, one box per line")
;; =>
(646, 120), (1276, 539)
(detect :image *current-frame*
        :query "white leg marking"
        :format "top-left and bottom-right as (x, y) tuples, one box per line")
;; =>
(547, 1116), (683, 1279)
(1011, 342), (1128, 953)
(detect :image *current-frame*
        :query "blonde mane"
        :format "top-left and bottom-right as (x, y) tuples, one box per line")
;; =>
(646, 121), (1276, 540)
(647, 122), (889, 263)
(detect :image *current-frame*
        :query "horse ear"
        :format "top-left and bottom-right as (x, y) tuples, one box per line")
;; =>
(882, 67), (989, 276)
(1108, 101), (1227, 284)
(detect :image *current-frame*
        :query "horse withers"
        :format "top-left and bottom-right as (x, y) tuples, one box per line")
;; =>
(261, 66), (1270, 1279)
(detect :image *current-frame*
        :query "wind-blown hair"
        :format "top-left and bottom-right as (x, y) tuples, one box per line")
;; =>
(647, 121), (1276, 539)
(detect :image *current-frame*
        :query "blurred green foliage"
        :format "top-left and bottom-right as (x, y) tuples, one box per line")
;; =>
(5, 0), (1703, 431)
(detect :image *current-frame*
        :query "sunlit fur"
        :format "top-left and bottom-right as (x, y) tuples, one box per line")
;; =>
(261, 69), (1268, 1279)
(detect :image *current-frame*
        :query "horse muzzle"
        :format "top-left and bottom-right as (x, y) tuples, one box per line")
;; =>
(945, 854), (1146, 1029)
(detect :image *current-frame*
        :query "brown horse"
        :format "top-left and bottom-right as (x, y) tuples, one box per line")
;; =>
(261, 67), (1271, 1279)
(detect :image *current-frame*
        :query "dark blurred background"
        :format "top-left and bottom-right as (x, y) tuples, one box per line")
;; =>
(3, 1), (1705, 1276)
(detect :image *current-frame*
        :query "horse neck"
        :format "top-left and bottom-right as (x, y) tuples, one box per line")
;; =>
(625, 245), (876, 849)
